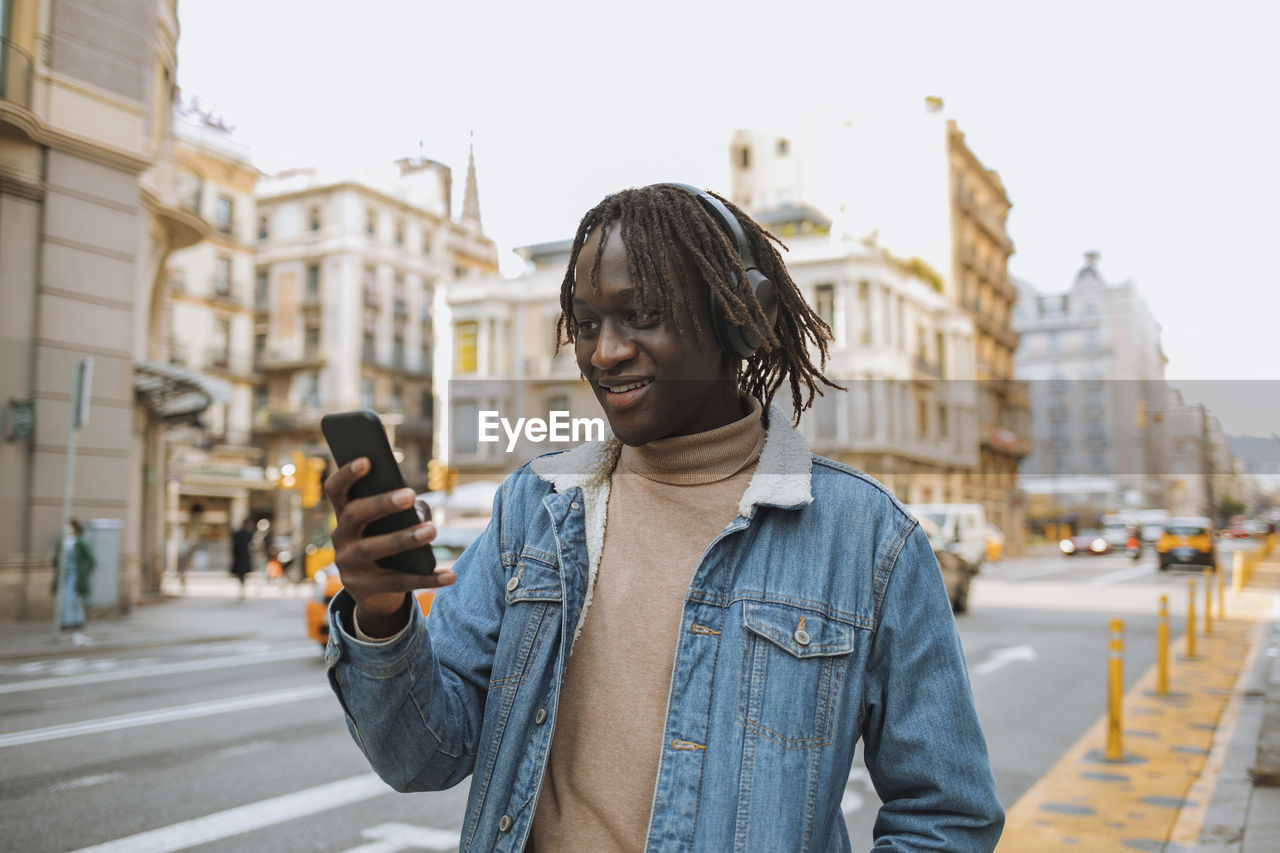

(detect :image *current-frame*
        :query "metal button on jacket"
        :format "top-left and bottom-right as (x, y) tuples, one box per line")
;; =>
(535, 708), (547, 725)
(506, 576), (519, 592)
(794, 628), (811, 646)
(498, 815), (512, 832)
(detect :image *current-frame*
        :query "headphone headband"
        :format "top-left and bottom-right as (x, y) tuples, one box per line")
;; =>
(658, 183), (778, 358)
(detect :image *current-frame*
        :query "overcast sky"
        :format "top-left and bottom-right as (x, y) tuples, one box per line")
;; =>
(176, 0), (1280, 435)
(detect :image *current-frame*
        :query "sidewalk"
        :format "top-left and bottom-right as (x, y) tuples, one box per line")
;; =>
(0, 571), (312, 662)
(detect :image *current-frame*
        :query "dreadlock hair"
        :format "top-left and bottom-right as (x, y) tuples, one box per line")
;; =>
(554, 184), (842, 426)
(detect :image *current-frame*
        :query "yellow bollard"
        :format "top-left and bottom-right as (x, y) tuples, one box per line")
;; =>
(1204, 568), (1213, 635)
(1233, 550), (1246, 591)
(1186, 579), (1197, 659)
(1157, 596), (1169, 695)
(1218, 575), (1225, 621)
(1107, 618), (1124, 760)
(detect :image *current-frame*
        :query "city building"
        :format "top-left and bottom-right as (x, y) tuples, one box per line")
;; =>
(0, 0), (210, 618)
(252, 151), (498, 551)
(729, 107), (1030, 547)
(783, 230), (980, 505)
(1013, 253), (1169, 528)
(159, 106), (271, 573)
(438, 240), (596, 482)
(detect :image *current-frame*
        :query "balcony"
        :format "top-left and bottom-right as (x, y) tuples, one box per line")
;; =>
(0, 38), (35, 110)
(204, 349), (257, 380)
(256, 350), (326, 372)
(913, 357), (942, 381)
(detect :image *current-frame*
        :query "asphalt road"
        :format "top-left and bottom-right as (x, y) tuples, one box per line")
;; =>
(0, 543), (1256, 851)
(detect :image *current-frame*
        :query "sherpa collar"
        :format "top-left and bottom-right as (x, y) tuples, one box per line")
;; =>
(529, 403), (814, 518)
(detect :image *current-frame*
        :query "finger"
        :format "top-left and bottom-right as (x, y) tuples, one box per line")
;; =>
(324, 457), (370, 513)
(346, 521), (436, 566)
(343, 487), (418, 529)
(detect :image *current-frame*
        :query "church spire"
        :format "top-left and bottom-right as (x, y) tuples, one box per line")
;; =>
(461, 132), (481, 228)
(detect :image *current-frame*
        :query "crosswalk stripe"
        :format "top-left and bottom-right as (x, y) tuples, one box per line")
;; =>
(70, 773), (391, 853)
(0, 684), (330, 748)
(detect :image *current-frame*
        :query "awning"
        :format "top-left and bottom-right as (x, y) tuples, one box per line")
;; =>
(133, 361), (232, 419)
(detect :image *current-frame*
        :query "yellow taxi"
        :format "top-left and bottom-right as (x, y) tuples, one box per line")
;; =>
(305, 526), (483, 644)
(1157, 516), (1217, 572)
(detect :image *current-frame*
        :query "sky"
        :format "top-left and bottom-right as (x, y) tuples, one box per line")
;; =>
(175, 0), (1280, 435)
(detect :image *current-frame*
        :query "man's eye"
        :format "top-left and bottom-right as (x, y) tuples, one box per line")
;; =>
(631, 311), (662, 326)
(576, 319), (599, 334)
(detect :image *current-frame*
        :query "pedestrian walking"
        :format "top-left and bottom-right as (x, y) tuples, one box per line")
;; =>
(322, 184), (1003, 850)
(229, 518), (254, 601)
(53, 518), (95, 630)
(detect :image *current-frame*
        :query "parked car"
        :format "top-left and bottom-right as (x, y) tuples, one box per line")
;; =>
(305, 525), (484, 645)
(1102, 522), (1131, 549)
(1157, 517), (1217, 572)
(1059, 529), (1112, 556)
(918, 516), (975, 614)
(907, 503), (988, 574)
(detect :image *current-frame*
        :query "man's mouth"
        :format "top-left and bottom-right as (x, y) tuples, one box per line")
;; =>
(598, 377), (653, 411)
(603, 378), (653, 394)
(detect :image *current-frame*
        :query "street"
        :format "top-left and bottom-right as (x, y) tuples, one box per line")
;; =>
(0, 542), (1262, 852)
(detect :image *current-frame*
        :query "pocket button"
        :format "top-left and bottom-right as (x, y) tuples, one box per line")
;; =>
(793, 627), (811, 646)
(506, 576), (520, 592)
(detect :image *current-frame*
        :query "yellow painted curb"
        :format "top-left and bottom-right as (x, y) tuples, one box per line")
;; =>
(997, 560), (1280, 852)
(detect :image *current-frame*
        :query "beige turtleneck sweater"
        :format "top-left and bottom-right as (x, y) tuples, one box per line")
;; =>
(529, 398), (765, 852)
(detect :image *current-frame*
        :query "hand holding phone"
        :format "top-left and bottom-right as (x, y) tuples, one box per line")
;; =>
(321, 410), (437, 575)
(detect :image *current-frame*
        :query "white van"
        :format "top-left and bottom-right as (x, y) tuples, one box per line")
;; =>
(907, 503), (989, 572)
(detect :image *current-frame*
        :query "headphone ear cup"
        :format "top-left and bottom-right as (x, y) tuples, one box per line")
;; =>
(708, 269), (777, 359)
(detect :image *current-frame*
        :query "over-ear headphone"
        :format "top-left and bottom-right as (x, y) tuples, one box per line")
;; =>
(660, 183), (779, 359)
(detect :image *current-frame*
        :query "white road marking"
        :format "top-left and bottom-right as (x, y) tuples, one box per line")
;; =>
(69, 773), (390, 853)
(48, 772), (126, 792)
(972, 644), (1038, 676)
(340, 822), (460, 853)
(0, 684), (330, 748)
(842, 767), (874, 817)
(1085, 563), (1155, 587)
(0, 645), (318, 694)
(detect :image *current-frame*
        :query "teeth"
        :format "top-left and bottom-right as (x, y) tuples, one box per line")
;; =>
(607, 379), (651, 393)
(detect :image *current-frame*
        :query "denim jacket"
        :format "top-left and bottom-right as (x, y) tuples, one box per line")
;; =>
(325, 408), (1004, 852)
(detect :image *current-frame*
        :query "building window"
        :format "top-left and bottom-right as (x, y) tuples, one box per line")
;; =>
(391, 384), (404, 413)
(419, 391), (433, 420)
(360, 378), (374, 410)
(814, 283), (835, 340)
(254, 270), (269, 307)
(452, 400), (480, 454)
(776, 138), (790, 156)
(212, 318), (230, 367)
(455, 320), (478, 373)
(257, 215), (269, 241)
(737, 146), (751, 169)
(857, 280), (871, 345)
(215, 195), (234, 234)
(214, 256), (232, 297)
(366, 209), (377, 236)
(309, 207), (321, 231)
(254, 332), (266, 365)
(938, 403), (949, 439)
(362, 332), (375, 364)
(917, 399), (929, 438)
(305, 372), (321, 408)
(363, 267), (379, 307)
(304, 326), (320, 359)
(395, 220), (404, 245)
(306, 264), (320, 301)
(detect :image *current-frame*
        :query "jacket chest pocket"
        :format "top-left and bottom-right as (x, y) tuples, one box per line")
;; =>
(738, 600), (859, 749)
(491, 550), (562, 691)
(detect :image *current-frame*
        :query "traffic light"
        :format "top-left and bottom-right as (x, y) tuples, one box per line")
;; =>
(300, 456), (327, 509)
(427, 459), (446, 492)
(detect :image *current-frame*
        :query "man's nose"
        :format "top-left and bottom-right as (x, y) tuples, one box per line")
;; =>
(590, 321), (636, 369)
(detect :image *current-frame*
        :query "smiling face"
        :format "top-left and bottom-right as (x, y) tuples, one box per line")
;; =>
(571, 225), (743, 446)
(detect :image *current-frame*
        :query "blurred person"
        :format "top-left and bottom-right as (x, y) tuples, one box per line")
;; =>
(322, 184), (1003, 851)
(229, 518), (254, 601)
(52, 518), (95, 630)
(177, 503), (203, 592)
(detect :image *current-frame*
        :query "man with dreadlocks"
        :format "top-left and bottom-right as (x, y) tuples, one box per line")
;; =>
(322, 184), (1003, 852)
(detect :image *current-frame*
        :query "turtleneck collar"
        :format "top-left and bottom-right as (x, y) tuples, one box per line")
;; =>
(618, 396), (765, 486)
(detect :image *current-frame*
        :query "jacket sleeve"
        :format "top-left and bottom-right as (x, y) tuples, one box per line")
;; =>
(860, 521), (1005, 851)
(324, 481), (511, 792)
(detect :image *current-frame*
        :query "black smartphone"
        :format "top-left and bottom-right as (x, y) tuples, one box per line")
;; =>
(320, 410), (437, 575)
